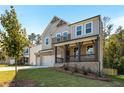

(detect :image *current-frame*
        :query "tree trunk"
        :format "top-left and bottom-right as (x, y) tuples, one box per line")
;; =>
(15, 60), (18, 74)
(15, 59), (18, 86)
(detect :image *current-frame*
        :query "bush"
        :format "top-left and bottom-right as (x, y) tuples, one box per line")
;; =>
(81, 66), (88, 75)
(71, 64), (78, 73)
(87, 68), (92, 74)
(118, 56), (124, 74)
(63, 64), (69, 71)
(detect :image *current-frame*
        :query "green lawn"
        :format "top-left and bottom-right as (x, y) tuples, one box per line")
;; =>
(0, 64), (8, 67)
(0, 64), (30, 67)
(0, 68), (124, 87)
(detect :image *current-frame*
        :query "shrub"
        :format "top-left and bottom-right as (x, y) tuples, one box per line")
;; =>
(96, 71), (100, 77)
(118, 56), (124, 74)
(81, 66), (88, 75)
(71, 64), (78, 73)
(87, 68), (92, 74)
(63, 64), (69, 71)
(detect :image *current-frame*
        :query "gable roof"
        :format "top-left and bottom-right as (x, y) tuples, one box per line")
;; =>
(40, 16), (69, 38)
(69, 15), (101, 26)
(50, 16), (60, 23)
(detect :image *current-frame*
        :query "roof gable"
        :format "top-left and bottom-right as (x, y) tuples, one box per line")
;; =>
(50, 16), (60, 23)
(56, 20), (67, 27)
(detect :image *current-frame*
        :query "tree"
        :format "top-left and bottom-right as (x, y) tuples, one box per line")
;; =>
(0, 6), (30, 74)
(102, 16), (113, 40)
(104, 25), (124, 74)
(115, 26), (124, 56)
(28, 33), (36, 44)
(35, 34), (41, 45)
(28, 33), (41, 45)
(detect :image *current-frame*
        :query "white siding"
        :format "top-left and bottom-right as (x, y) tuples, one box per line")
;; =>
(30, 44), (42, 65)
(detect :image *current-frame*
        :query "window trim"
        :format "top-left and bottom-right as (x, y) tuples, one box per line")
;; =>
(56, 32), (61, 37)
(56, 32), (62, 42)
(24, 48), (29, 55)
(86, 44), (94, 55)
(75, 25), (83, 37)
(44, 37), (49, 45)
(84, 21), (93, 34)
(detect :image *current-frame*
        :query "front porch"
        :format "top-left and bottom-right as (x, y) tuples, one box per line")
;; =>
(54, 36), (99, 63)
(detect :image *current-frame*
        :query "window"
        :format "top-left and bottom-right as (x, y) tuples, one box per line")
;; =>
(76, 26), (82, 36)
(86, 22), (92, 34)
(56, 33), (61, 42)
(74, 47), (78, 58)
(45, 37), (49, 45)
(86, 45), (94, 54)
(63, 32), (68, 40)
(24, 48), (29, 54)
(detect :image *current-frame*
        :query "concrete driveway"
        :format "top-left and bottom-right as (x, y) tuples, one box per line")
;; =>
(0, 66), (50, 71)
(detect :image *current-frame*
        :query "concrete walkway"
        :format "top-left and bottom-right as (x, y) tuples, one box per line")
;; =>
(0, 66), (50, 71)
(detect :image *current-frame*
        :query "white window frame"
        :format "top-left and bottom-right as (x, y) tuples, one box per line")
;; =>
(56, 32), (62, 42)
(75, 25), (84, 37)
(86, 44), (94, 54)
(84, 21), (93, 35)
(44, 37), (49, 45)
(56, 32), (61, 37)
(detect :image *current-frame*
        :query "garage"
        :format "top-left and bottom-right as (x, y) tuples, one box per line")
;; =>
(42, 55), (55, 67)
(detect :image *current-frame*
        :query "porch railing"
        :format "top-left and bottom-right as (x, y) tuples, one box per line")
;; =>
(52, 34), (71, 44)
(56, 54), (98, 63)
(56, 57), (64, 63)
(69, 54), (98, 62)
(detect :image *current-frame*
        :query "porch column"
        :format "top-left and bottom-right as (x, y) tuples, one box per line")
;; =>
(77, 42), (81, 62)
(95, 37), (98, 60)
(54, 46), (57, 63)
(64, 45), (67, 62)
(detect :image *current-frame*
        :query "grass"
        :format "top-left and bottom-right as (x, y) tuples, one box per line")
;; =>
(0, 64), (8, 67)
(0, 71), (16, 83)
(0, 68), (124, 87)
(0, 64), (30, 67)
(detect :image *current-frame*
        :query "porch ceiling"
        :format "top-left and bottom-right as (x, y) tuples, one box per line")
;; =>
(54, 36), (98, 46)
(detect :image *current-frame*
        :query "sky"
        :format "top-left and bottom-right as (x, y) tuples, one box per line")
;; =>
(0, 5), (124, 35)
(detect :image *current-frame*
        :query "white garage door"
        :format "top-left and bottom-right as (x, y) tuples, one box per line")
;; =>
(42, 55), (55, 67)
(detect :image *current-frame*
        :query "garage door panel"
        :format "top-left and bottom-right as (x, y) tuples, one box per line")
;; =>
(42, 55), (54, 67)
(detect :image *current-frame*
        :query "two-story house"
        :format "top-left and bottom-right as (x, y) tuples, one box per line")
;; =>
(35, 15), (103, 73)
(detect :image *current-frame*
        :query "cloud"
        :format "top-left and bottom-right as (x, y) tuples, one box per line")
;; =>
(112, 16), (124, 28)
(110, 16), (124, 34)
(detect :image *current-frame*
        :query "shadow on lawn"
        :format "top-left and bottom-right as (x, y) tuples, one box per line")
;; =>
(1, 70), (37, 87)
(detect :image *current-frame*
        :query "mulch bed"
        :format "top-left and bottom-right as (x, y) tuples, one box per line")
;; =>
(0, 79), (37, 87)
(55, 67), (111, 82)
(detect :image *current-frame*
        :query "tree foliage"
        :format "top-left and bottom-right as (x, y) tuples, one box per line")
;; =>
(28, 33), (41, 45)
(0, 6), (30, 73)
(104, 25), (124, 74)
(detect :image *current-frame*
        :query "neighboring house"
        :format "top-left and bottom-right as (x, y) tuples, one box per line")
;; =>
(0, 47), (30, 65)
(19, 47), (30, 64)
(36, 15), (103, 73)
(30, 44), (42, 65)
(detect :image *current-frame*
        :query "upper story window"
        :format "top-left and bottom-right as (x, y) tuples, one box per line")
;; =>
(85, 22), (93, 34)
(56, 33), (61, 42)
(63, 31), (68, 40)
(76, 26), (82, 36)
(45, 37), (49, 45)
